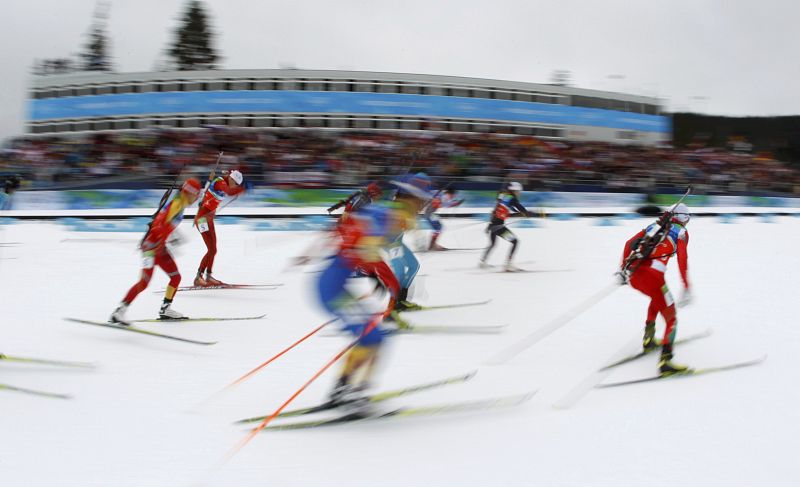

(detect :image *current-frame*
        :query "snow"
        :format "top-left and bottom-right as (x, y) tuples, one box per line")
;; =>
(1, 215), (797, 487)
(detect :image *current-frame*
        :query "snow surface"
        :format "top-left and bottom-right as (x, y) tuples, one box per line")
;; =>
(0, 216), (796, 487)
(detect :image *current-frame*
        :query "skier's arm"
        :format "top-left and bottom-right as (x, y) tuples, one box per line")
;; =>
(327, 191), (358, 213)
(676, 234), (690, 289)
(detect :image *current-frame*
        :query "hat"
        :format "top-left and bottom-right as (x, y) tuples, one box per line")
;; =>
(391, 173), (432, 201)
(181, 178), (202, 195)
(508, 181), (523, 192)
(671, 203), (690, 225)
(229, 170), (243, 185)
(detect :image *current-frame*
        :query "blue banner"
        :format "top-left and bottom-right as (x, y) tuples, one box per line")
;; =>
(29, 91), (670, 133)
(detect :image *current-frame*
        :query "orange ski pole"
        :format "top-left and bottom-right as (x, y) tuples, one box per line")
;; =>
(225, 335), (360, 461)
(223, 318), (336, 391)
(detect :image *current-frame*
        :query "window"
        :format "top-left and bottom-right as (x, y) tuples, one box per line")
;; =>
(354, 82), (375, 92)
(377, 119), (397, 129)
(472, 89), (491, 99)
(92, 121), (111, 131)
(378, 84), (398, 93)
(425, 86), (443, 96)
(400, 120), (420, 130)
(494, 91), (511, 100)
(255, 81), (276, 90)
(205, 81), (225, 91)
(113, 120), (132, 130)
(401, 85), (422, 94)
(253, 117), (274, 127)
(328, 118), (348, 128)
(329, 82), (349, 92)
(354, 118), (372, 129)
(182, 82), (203, 92)
(96, 86), (113, 95)
(278, 80), (297, 90)
(115, 85), (133, 94)
(451, 88), (469, 97)
(305, 81), (325, 91)
(514, 92), (533, 102)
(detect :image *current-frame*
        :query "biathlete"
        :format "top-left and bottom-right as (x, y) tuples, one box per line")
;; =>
(317, 176), (431, 416)
(619, 203), (692, 375)
(424, 188), (463, 251)
(327, 182), (383, 217)
(110, 178), (202, 324)
(479, 181), (536, 271)
(193, 169), (245, 287)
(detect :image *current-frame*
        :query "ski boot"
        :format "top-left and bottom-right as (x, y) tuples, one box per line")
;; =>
(505, 261), (523, 272)
(387, 310), (412, 330)
(394, 300), (423, 312)
(642, 321), (657, 350)
(478, 258), (491, 269)
(205, 273), (225, 287)
(159, 301), (185, 320)
(328, 380), (373, 418)
(193, 273), (207, 287)
(658, 347), (689, 377)
(109, 303), (130, 326)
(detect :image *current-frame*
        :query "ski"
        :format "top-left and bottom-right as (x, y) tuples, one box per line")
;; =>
(0, 382), (72, 399)
(0, 353), (96, 369)
(132, 314), (266, 323)
(404, 299), (492, 312)
(236, 371), (477, 424)
(390, 324), (507, 335)
(598, 329), (713, 371)
(596, 355), (767, 389)
(158, 283), (283, 293)
(64, 318), (217, 346)
(259, 391), (536, 431)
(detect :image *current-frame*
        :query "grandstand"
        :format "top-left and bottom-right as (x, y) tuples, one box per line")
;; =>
(28, 69), (668, 145)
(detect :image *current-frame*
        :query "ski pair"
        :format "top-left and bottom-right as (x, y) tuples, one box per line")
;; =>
(0, 353), (95, 369)
(597, 356), (766, 388)
(156, 283), (283, 293)
(64, 318), (218, 346)
(260, 391), (537, 431)
(237, 371), (477, 424)
(599, 329), (713, 371)
(0, 382), (71, 399)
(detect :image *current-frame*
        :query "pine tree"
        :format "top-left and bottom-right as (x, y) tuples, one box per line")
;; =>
(167, 0), (220, 71)
(80, 2), (113, 71)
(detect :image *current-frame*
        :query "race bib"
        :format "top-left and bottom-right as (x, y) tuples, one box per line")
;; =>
(387, 245), (404, 260)
(142, 251), (155, 269)
(197, 218), (209, 233)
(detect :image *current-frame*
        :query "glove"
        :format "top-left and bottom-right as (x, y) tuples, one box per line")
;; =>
(614, 269), (630, 285)
(677, 288), (693, 307)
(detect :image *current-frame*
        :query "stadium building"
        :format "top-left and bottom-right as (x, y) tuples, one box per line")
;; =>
(28, 69), (669, 145)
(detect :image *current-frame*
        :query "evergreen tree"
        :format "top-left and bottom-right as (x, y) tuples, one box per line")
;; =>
(167, 1), (220, 71)
(81, 2), (113, 71)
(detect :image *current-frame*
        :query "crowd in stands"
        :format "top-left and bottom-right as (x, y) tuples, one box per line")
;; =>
(1, 128), (798, 195)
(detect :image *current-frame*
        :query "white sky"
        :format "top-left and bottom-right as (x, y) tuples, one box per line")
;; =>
(1, 0), (799, 140)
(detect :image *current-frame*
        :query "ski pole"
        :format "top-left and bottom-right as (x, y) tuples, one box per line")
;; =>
(224, 329), (366, 461)
(194, 151), (224, 226)
(221, 318), (336, 392)
(486, 281), (621, 365)
(140, 161), (187, 246)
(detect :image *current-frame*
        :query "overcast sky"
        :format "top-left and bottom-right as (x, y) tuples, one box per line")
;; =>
(1, 0), (798, 140)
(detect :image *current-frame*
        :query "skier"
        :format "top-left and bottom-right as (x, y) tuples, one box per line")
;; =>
(110, 178), (202, 324)
(618, 203), (692, 376)
(424, 188), (464, 251)
(327, 181), (383, 218)
(319, 176), (431, 415)
(479, 181), (536, 271)
(0, 175), (21, 210)
(193, 169), (245, 287)
(387, 173), (432, 311)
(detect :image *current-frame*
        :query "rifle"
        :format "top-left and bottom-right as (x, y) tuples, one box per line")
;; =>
(621, 187), (692, 277)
